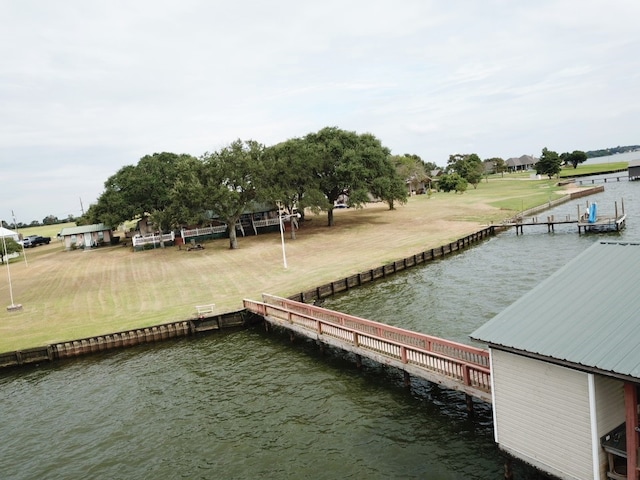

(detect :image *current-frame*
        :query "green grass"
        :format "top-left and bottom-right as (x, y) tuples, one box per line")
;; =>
(16, 222), (75, 239)
(558, 162), (628, 177)
(468, 175), (565, 214)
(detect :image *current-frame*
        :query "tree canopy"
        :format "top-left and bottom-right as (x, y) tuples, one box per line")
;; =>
(560, 150), (588, 169)
(301, 127), (405, 226)
(86, 152), (198, 230)
(446, 153), (483, 189)
(535, 148), (562, 178)
(83, 127), (411, 245)
(1, 238), (21, 264)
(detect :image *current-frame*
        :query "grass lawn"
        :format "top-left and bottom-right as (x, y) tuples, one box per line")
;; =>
(558, 161), (627, 177)
(0, 172), (608, 353)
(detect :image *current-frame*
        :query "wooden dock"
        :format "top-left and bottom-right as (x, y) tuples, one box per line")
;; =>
(243, 294), (492, 405)
(501, 199), (626, 235)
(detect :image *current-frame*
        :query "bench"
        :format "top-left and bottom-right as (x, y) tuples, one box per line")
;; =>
(195, 304), (216, 318)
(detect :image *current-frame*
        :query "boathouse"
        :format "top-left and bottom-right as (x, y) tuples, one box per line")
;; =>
(471, 241), (640, 480)
(628, 159), (640, 181)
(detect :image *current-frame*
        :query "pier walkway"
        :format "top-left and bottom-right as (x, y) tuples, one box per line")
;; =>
(243, 294), (492, 404)
(501, 198), (626, 234)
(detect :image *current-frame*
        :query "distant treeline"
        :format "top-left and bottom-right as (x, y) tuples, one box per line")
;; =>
(586, 145), (640, 158)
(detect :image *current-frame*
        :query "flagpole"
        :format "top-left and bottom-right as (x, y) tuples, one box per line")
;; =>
(1, 220), (22, 311)
(12, 210), (28, 266)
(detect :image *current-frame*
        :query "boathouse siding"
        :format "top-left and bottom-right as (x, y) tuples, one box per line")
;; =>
(492, 350), (591, 479)
(491, 350), (625, 479)
(472, 241), (640, 480)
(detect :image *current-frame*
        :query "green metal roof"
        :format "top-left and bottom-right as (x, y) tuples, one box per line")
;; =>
(59, 224), (111, 236)
(471, 241), (640, 379)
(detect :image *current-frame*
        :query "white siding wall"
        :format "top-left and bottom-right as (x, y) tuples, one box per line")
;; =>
(492, 349), (594, 480)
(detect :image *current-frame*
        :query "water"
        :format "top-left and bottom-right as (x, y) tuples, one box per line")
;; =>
(1, 171), (639, 480)
(583, 150), (640, 165)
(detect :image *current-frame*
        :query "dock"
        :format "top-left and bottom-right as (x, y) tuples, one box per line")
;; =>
(243, 294), (492, 407)
(501, 199), (626, 235)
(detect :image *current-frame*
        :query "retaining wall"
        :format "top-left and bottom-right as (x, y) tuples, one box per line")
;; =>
(0, 311), (253, 369)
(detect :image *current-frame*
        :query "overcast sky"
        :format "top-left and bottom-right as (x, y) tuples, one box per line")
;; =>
(1, 0), (639, 223)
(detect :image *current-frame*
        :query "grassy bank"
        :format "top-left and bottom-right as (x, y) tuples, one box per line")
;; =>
(0, 173), (600, 353)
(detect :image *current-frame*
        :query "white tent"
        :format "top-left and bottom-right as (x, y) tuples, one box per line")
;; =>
(0, 226), (20, 242)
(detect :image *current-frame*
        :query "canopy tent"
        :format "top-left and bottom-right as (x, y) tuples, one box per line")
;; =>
(0, 226), (20, 242)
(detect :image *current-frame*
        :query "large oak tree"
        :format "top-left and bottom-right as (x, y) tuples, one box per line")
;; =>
(302, 127), (406, 226)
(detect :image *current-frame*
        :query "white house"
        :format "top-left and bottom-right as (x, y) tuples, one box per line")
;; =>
(471, 241), (640, 480)
(59, 224), (113, 250)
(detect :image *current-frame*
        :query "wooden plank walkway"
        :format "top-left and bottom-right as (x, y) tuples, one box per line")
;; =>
(243, 294), (492, 403)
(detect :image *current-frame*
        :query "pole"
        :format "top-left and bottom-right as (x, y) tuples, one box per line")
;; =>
(2, 221), (22, 311)
(279, 211), (288, 269)
(12, 210), (28, 266)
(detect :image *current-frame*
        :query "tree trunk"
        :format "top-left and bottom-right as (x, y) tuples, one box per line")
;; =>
(228, 225), (238, 249)
(327, 208), (334, 227)
(289, 217), (297, 240)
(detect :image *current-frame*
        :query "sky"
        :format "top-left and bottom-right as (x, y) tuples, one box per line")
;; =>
(1, 1), (639, 224)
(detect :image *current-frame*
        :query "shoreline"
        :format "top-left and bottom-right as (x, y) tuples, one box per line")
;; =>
(0, 183), (603, 359)
(0, 227), (498, 369)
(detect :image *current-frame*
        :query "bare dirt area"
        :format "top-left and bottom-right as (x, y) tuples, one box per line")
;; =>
(0, 192), (513, 352)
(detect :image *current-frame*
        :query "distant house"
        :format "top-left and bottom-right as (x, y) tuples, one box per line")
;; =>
(180, 202), (281, 246)
(505, 155), (538, 172)
(471, 241), (640, 480)
(135, 216), (156, 236)
(406, 174), (432, 195)
(59, 224), (114, 250)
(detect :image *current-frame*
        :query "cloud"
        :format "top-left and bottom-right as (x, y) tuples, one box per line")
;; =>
(1, 0), (639, 221)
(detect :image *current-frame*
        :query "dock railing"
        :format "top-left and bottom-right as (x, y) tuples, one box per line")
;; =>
(244, 294), (492, 402)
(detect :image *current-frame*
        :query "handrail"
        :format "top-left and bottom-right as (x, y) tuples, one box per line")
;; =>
(243, 297), (491, 395)
(260, 293), (490, 368)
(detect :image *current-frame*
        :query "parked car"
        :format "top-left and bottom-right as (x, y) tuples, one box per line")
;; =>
(21, 235), (51, 248)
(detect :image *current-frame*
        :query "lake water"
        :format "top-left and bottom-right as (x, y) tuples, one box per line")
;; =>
(1, 165), (638, 480)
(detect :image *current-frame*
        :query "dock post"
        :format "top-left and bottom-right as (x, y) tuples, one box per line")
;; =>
(465, 394), (474, 415)
(504, 457), (513, 479)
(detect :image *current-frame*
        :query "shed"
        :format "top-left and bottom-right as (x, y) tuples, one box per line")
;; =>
(628, 159), (640, 181)
(59, 224), (113, 250)
(471, 241), (640, 480)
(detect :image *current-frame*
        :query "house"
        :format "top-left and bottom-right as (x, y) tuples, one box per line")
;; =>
(471, 241), (640, 480)
(505, 154), (538, 172)
(180, 202), (281, 245)
(406, 174), (432, 195)
(59, 224), (114, 250)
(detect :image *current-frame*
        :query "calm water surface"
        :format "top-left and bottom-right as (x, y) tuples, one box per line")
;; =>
(1, 172), (639, 479)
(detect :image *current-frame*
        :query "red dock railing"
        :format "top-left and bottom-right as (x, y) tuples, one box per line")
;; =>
(243, 294), (492, 403)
